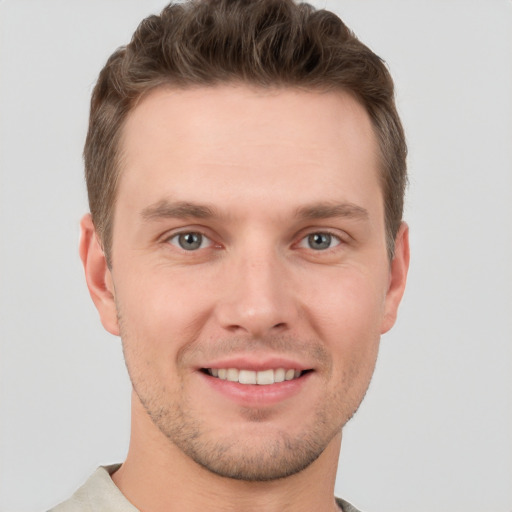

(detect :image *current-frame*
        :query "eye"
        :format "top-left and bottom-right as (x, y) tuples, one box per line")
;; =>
(168, 232), (212, 251)
(298, 232), (341, 251)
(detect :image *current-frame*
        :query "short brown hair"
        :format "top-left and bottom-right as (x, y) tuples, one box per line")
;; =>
(84, 0), (407, 265)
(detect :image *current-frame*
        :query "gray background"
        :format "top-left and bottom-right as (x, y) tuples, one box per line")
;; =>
(1, 1), (511, 511)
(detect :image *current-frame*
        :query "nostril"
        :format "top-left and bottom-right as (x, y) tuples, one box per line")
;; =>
(226, 324), (246, 333)
(272, 322), (286, 329)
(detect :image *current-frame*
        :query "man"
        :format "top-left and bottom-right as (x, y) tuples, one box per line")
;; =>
(51, 0), (409, 510)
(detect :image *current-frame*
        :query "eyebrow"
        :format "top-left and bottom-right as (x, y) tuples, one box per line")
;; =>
(294, 202), (369, 221)
(140, 199), (369, 223)
(141, 200), (218, 221)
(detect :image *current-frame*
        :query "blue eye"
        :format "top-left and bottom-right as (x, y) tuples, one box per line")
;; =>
(299, 232), (341, 251)
(169, 232), (211, 251)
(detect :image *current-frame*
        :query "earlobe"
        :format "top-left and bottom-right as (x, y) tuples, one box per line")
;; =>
(381, 222), (410, 334)
(79, 214), (120, 336)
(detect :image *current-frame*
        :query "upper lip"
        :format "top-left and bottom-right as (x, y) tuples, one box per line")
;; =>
(198, 355), (312, 372)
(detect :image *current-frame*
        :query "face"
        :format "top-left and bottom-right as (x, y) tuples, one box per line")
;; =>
(82, 85), (409, 481)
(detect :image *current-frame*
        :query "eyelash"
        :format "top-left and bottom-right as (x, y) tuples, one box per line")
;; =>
(296, 231), (343, 251)
(164, 229), (346, 253)
(166, 231), (215, 251)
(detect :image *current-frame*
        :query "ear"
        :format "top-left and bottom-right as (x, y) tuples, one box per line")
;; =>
(381, 222), (410, 334)
(79, 214), (120, 336)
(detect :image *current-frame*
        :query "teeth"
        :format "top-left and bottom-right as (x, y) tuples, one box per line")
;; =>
(226, 368), (239, 382)
(274, 368), (285, 383)
(208, 367), (303, 385)
(285, 369), (295, 381)
(239, 369), (257, 384)
(256, 369), (274, 385)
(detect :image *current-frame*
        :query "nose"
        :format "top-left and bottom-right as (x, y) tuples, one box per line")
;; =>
(214, 247), (299, 337)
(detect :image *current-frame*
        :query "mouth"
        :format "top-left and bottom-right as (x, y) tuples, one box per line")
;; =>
(201, 368), (311, 385)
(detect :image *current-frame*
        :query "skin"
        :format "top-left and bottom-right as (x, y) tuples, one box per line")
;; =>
(80, 85), (409, 512)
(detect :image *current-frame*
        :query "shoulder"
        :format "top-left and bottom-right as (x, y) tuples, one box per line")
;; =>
(47, 464), (138, 512)
(336, 497), (365, 512)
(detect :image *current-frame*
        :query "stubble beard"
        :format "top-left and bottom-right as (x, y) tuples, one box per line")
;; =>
(135, 382), (340, 481)
(119, 319), (376, 482)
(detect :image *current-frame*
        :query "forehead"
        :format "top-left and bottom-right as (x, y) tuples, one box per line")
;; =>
(117, 85), (382, 218)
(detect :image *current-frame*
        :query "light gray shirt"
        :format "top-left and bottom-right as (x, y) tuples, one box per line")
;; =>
(48, 464), (363, 512)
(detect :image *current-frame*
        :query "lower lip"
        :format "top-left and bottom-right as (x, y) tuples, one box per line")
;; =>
(199, 371), (312, 407)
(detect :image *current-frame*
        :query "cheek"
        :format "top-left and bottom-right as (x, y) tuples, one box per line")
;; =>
(114, 269), (214, 364)
(304, 267), (388, 342)
(304, 269), (385, 389)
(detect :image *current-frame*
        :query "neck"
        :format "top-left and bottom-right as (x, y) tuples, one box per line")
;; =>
(112, 392), (342, 512)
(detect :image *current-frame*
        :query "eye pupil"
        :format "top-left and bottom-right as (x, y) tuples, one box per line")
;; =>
(178, 232), (202, 250)
(308, 233), (331, 250)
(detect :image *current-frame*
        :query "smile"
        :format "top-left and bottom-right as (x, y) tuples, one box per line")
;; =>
(204, 368), (307, 385)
